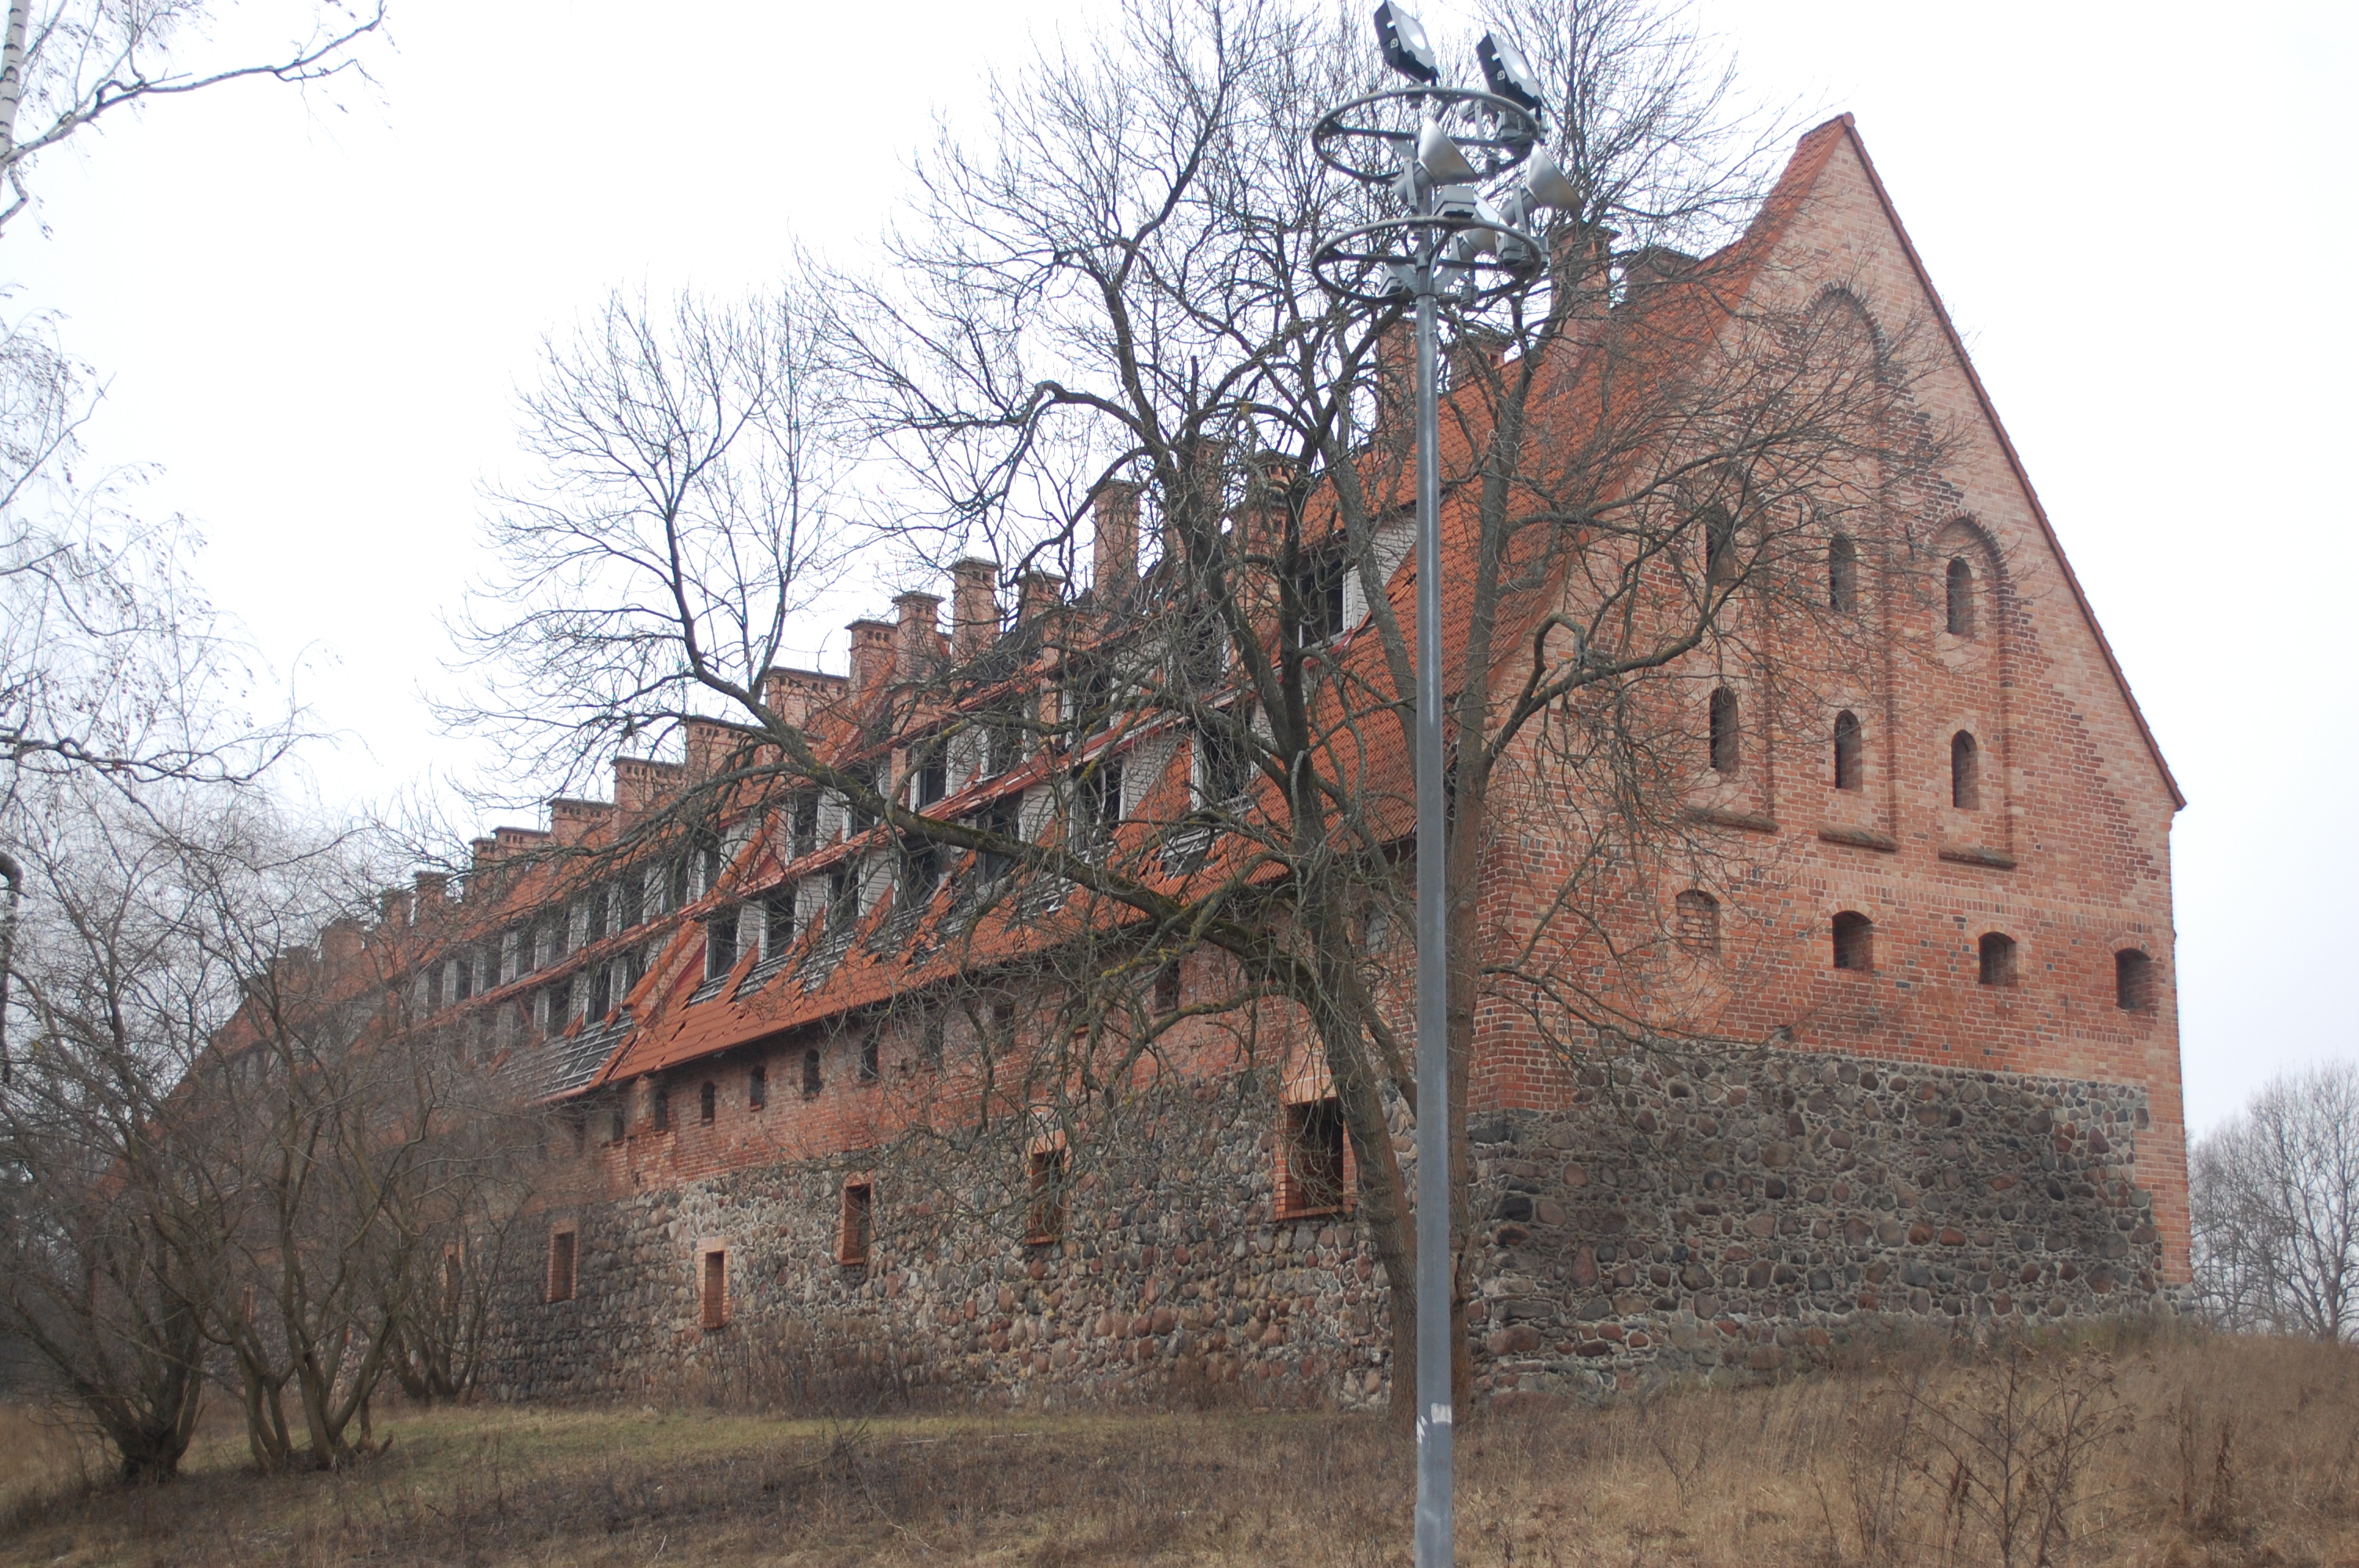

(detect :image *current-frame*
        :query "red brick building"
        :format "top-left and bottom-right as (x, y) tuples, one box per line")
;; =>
(367, 117), (2183, 1404)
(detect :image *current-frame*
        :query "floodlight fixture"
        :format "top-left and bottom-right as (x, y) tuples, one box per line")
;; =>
(1476, 34), (1544, 116)
(1374, 1), (1440, 85)
(1520, 143), (1582, 212)
(1416, 119), (1478, 184)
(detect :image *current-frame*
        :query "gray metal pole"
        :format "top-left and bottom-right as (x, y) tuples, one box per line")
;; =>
(1410, 205), (1454, 1566)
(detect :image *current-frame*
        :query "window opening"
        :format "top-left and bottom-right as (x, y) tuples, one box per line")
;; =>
(763, 887), (794, 955)
(1196, 720), (1252, 808)
(858, 1029), (881, 1083)
(801, 1047), (823, 1098)
(1027, 1147), (1070, 1243)
(453, 952), (474, 1002)
(789, 789), (821, 855)
(570, 1115), (587, 1156)
(1704, 506), (1737, 586)
(1829, 534), (1858, 611)
(914, 745), (949, 808)
(2115, 949), (2153, 1011)
(900, 838), (947, 907)
(1154, 960), (1182, 1014)
(974, 797), (1022, 884)
(748, 1064), (768, 1109)
(700, 1080), (717, 1124)
(983, 696), (1027, 776)
(587, 962), (613, 1021)
(652, 1083), (671, 1131)
(921, 1005), (946, 1066)
(1978, 931), (2017, 986)
(609, 1107), (626, 1144)
(1951, 731), (1980, 810)
(1832, 911), (1874, 971)
(1946, 557), (1977, 637)
(827, 868), (860, 932)
(1289, 544), (1349, 646)
(547, 1229), (577, 1304)
(584, 886), (609, 946)
(705, 906), (740, 978)
(700, 1249), (727, 1330)
(1833, 710), (1863, 791)
(618, 873), (645, 929)
(1281, 1099), (1347, 1216)
(845, 764), (879, 837)
(1708, 688), (1740, 775)
(1075, 762), (1122, 855)
(839, 1182), (874, 1265)
(1675, 890), (1721, 954)
(543, 976), (572, 1031)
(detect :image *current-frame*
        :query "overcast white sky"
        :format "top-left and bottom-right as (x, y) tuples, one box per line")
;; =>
(7, 0), (2351, 1134)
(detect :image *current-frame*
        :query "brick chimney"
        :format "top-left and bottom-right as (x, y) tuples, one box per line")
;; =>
(759, 666), (845, 730)
(1092, 481), (1140, 598)
(548, 797), (615, 844)
(847, 617), (896, 699)
(683, 717), (737, 778)
(950, 557), (1000, 659)
(613, 757), (683, 816)
(378, 887), (413, 930)
(892, 590), (943, 676)
(413, 870), (450, 906)
(1016, 571), (1067, 628)
(1444, 328), (1506, 394)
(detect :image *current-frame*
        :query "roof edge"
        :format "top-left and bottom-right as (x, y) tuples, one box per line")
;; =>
(1829, 116), (2184, 811)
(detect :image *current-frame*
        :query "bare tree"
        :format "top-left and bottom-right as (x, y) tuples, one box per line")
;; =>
(457, 0), (1946, 1423)
(0, 780), (258, 1482)
(2191, 1062), (2359, 1343)
(0, 0), (382, 238)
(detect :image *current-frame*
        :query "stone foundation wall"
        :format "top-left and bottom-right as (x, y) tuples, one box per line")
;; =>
(484, 1044), (2174, 1407)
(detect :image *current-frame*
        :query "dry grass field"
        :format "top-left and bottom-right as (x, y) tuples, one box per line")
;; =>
(1, 1325), (2354, 1567)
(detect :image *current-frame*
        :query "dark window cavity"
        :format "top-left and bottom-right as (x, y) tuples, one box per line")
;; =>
(705, 906), (739, 978)
(858, 1029), (881, 1083)
(801, 1047), (823, 1098)
(700, 1249), (727, 1330)
(699, 1080), (717, 1124)
(547, 1230), (576, 1304)
(1978, 931), (2017, 986)
(1829, 534), (1858, 611)
(748, 1065), (768, 1109)
(839, 1183), (873, 1265)
(1833, 710), (1863, 791)
(1704, 506), (1737, 586)
(1026, 1147), (1070, 1242)
(1709, 687), (1740, 775)
(1832, 911), (1874, 971)
(652, 1083), (671, 1131)
(2116, 949), (2154, 1011)
(1281, 1099), (1347, 1216)
(1951, 731), (1980, 810)
(1154, 960), (1182, 1014)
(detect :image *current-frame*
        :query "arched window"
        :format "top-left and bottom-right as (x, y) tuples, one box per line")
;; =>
(1833, 710), (1863, 791)
(1946, 557), (1976, 637)
(2115, 949), (2153, 1011)
(1705, 506), (1737, 585)
(1950, 731), (1980, 810)
(1832, 911), (1874, 971)
(1978, 931), (2017, 986)
(1829, 534), (1858, 611)
(1709, 688), (1740, 775)
(1675, 890), (1721, 954)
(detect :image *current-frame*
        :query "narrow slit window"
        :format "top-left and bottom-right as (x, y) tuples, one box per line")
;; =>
(1829, 534), (1858, 611)
(652, 1083), (671, 1131)
(1154, 961), (1182, 1014)
(547, 1229), (577, 1304)
(699, 1080), (717, 1124)
(801, 1047), (823, 1098)
(839, 1182), (873, 1265)
(1978, 931), (2017, 986)
(1946, 557), (1977, 637)
(700, 1249), (727, 1330)
(2115, 949), (2153, 1011)
(1708, 688), (1740, 775)
(1281, 1099), (1347, 1217)
(748, 1065), (767, 1109)
(1026, 1147), (1070, 1243)
(1675, 890), (1721, 954)
(1832, 911), (1874, 971)
(1704, 506), (1737, 586)
(857, 1030), (880, 1083)
(1833, 710), (1863, 791)
(1951, 731), (1981, 810)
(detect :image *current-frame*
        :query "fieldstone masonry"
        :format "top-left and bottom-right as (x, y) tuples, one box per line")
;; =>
(485, 1042), (2175, 1408)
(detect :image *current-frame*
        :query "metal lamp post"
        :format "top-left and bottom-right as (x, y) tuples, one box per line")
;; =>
(1310, 13), (1575, 1564)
